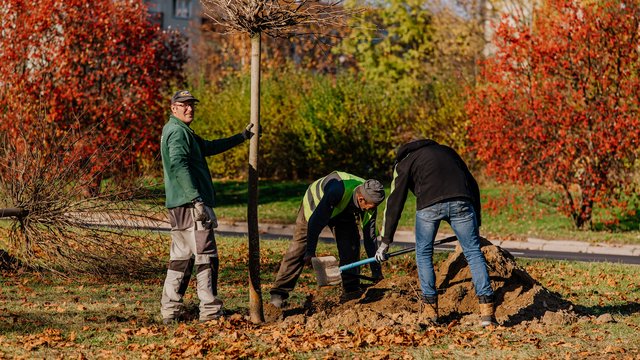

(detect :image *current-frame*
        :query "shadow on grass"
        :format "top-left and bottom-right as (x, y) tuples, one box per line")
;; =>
(0, 309), (159, 336)
(213, 180), (309, 207)
(574, 302), (640, 317)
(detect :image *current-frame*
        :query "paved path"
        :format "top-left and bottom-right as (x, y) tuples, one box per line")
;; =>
(86, 215), (640, 259)
(214, 220), (640, 258)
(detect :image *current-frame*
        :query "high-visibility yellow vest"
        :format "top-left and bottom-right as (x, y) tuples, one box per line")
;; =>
(302, 171), (376, 228)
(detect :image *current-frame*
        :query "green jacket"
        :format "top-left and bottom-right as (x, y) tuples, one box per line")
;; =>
(161, 115), (245, 208)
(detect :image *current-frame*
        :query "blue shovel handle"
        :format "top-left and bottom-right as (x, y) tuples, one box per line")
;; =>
(338, 235), (458, 272)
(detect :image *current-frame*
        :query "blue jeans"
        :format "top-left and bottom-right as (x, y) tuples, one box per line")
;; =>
(415, 200), (494, 298)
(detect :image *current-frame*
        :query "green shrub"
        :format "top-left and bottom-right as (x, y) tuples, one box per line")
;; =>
(189, 66), (469, 181)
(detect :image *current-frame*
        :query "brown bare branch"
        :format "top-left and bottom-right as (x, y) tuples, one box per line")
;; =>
(0, 121), (166, 279)
(201, 0), (356, 37)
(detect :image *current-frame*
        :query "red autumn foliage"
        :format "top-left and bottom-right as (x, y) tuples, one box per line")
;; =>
(0, 0), (186, 191)
(466, 0), (640, 228)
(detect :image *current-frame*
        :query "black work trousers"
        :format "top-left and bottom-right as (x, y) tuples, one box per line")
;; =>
(270, 205), (379, 298)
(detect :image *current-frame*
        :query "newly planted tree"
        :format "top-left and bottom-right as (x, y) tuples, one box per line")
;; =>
(200, 0), (352, 323)
(467, 0), (640, 228)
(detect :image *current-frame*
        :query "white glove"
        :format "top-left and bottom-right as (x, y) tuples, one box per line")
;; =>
(375, 242), (390, 263)
(193, 200), (218, 228)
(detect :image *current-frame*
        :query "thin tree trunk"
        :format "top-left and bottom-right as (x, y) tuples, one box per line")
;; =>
(247, 31), (264, 324)
(0, 208), (27, 218)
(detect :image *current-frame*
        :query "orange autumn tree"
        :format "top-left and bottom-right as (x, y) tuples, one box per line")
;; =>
(467, 0), (640, 229)
(0, 0), (186, 191)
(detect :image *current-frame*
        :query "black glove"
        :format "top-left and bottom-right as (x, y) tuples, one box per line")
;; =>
(242, 123), (262, 140)
(242, 123), (254, 140)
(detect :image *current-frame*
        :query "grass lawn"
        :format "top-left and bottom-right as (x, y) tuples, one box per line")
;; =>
(1, 236), (639, 359)
(206, 180), (640, 245)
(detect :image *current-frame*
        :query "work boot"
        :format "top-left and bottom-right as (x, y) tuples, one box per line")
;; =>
(340, 287), (364, 302)
(420, 295), (438, 324)
(269, 293), (285, 309)
(479, 295), (498, 327)
(200, 311), (224, 322)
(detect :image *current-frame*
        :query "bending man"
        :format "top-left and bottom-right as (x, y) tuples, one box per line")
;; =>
(269, 171), (385, 307)
(376, 139), (497, 327)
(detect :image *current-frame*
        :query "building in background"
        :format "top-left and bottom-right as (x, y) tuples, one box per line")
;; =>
(145, 0), (203, 39)
(482, 0), (535, 57)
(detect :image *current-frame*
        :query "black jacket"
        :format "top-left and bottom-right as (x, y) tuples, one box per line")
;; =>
(381, 140), (481, 244)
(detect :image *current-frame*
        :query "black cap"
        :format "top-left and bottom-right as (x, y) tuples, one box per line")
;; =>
(360, 179), (385, 205)
(171, 90), (199, 103)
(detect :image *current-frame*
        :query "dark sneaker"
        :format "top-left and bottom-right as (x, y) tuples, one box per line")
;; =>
(200, 310), (225, 322)
(371, 274), (384, 284)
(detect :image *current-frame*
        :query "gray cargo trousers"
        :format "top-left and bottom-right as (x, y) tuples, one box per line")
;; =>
(270, 205), (382, 299)
(160, 206), (223, 321)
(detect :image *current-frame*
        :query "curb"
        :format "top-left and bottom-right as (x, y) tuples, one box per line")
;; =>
(215, 221), (640, 257)
(88, 216), (640, 258)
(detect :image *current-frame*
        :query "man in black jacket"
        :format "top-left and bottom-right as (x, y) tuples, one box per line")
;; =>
(375, 139), (497, 327)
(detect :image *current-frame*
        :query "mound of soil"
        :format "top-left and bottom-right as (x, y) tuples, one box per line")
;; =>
(275, 239), (574, 329)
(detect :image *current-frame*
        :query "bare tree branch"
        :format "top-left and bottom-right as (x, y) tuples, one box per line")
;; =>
(201, 0), (356, 37)
(0, 121), (166, 279)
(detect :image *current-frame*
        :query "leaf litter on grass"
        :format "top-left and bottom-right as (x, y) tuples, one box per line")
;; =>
(2, 238), (638, 358)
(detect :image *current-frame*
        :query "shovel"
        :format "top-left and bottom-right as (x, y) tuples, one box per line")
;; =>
(311, 235), (458, 287)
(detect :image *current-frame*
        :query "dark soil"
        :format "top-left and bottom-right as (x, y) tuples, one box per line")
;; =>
(270, 239), (576, 329)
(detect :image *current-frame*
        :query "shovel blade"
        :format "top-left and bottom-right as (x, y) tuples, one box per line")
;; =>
(311, 256), (342, 286)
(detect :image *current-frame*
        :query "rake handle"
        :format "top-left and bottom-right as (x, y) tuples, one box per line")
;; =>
(338, 235), (458, 272)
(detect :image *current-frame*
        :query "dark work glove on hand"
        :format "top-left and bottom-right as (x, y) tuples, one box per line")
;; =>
(242, 123), (262, 140)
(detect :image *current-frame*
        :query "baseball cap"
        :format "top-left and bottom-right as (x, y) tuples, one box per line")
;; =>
(171, 90), (199, 103)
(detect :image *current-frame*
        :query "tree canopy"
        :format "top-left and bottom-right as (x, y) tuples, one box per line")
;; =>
(0, 0), (186, 188)
(467, 0), (640, 228)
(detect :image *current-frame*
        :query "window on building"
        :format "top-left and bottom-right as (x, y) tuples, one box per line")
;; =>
(173, 0), (191, 19)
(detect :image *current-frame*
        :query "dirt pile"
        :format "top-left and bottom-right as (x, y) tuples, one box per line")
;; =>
(276, 238), (574, 329)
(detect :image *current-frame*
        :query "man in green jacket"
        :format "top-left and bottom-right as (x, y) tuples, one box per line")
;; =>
(269, 171), (386, 308)
(160, 90), (255, 324)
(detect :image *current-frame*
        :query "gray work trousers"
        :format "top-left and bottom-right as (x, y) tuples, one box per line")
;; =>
(160, 206), (223, 321)
(270, 205), (382, 298)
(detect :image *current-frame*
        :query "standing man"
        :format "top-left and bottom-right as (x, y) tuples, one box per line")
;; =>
(160, 90), (255, 323)
(375, 139), (497, 327)
(269, 171), (386, 307)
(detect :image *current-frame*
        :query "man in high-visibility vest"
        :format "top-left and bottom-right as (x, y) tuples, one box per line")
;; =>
(269, 171), (386, 308)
